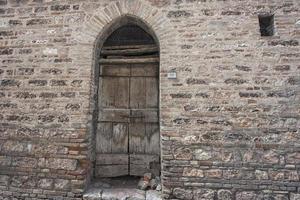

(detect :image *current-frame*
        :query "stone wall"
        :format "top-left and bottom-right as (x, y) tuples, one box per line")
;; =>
(0, 0), (299, 199)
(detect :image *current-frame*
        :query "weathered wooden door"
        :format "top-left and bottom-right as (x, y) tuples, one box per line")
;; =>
(95, 45), (160, 178)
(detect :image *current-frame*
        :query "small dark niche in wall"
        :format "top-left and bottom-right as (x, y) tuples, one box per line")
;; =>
(258, 14), (274, 36)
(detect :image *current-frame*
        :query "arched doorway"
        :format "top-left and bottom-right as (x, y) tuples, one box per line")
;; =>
(94, 17), (160, 181)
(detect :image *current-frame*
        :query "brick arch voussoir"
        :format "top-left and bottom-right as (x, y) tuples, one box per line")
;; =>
(75, 0), (176, 50)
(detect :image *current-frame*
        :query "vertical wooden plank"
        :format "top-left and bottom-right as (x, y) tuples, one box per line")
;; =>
(146, 77), (158, 108)
(129, 123), (146, 154)
(96, 122), (112, 153)
(145, 123), (160, 155)
(100, 77), (129, 109)
(130, 77), (146, 109)
(100, 77), (114, 108)
(112, 123), (128, 153)
(98, 76), (103, 108)
(115, 77), (129, 108)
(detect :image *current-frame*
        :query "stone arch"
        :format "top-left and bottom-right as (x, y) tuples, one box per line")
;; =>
(70, 0), (178, 188)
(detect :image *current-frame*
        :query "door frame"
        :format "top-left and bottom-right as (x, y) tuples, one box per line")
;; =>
(72, 0), (178, 193)
(91, 15), (161, 180)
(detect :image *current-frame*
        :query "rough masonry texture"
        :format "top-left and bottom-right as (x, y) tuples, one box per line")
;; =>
(0, 0), (300, 199)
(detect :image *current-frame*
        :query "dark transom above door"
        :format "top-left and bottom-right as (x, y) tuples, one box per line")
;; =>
(95, 44), (160, 178)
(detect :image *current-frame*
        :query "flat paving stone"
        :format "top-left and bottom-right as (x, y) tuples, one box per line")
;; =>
(102, 188), (145, 200)
(83, 188), (102, 200)
(83, 178), (162, 200)
(146, 190), (162, 200)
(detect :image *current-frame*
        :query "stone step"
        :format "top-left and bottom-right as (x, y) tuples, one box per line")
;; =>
(83, 188), (161, 200)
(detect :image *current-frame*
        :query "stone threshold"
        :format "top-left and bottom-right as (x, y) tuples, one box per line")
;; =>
(83, 188), (161, 200)
(83, 177), (161, 200)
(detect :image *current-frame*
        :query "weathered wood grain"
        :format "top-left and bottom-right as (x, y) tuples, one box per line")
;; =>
(95, 165), (129, 177)
(102, 44), (157, 50)
(145, 123), (160, 154)
(98, 109), (130, 123)
(112, 123), (128, 153)
(101, 46), (158, 56)
(129, 123), (146, 154)
(100, 77), (129, 108)
(130, 109), (158, 123)
(131, 63), (158, 77)
(130, 77), (146, 109)
(100, 64), (130, 76)
(99, 57), (159, 64)
(96, 122), (112, 153)
(129, 154), (160, 176)
(146, 77), (158, 108)
(96, 154), (128, 165)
